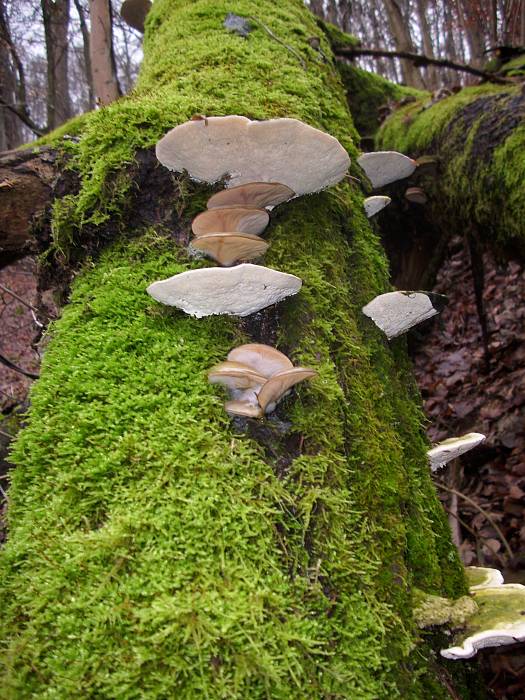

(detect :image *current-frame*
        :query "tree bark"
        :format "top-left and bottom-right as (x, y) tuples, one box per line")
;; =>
(0, 2), (482, 696)
(73, 0), (95, 111)
(89, 0), (120, 105)
(382, 0), (426, 88)
(41, 0), (72, 129)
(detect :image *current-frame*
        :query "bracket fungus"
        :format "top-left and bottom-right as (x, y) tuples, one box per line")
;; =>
(207, 182), (295, 210)
(364, 195), (391, 218)
(188, 232), (269, 267)
(147, 264), (301, 318)
(427, 432), (486, 472)
(120, 0), (151, 32)
(362, 291), (448, 339)
(357, 151), (417, 188)
(156, 116), (350, 195)
(466, 566), (504, 591)
(191, 207), (269, 237)
(440, 583), (525, 659)
(405, 186), (428, 205)
(208, 343), (317, 417)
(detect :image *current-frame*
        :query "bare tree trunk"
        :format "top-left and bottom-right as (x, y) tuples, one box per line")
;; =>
(41, 0), (72, 129)
(73, 0), (95, 110)
(0, 0), (22, 149)
(382, 0), (426, 88)
(89, 0), (120, 105)
(456, 0), (486, 68)
(415, 0), (439, 88)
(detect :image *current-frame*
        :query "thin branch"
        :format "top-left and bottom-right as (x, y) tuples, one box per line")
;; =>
(444, 506), (507, 568)
(248, 16), (307, 70)
(435, 481), (515, 563)
(0, 97), (45, 137)
(0, 352), (39, 379)
(333, 46), (514, 84)
(0, 283), (40, 316)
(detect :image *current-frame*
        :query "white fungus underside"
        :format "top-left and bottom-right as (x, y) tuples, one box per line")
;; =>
(441, 585), (525, 659)
(357, 151), (416, 188)
(364, 195), (391, 218)
(362, 291), (439, 339)
(156, 116), (350, 196)
(147, 264), (302, 318)
(427, 433), (486, 472)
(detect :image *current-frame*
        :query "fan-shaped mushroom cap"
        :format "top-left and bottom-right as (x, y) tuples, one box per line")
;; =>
(207, 361), (267, 390)
(357, 151), (417, 188)
(147, 264), (302, 318)
(224, 400), (263, 418)
(362, 290), (448, 340)
(257, 367), (317, 413)
(189, 232), (269, 267)
(207, 182), (295, 210)
(227, 344), (293, 378)
(440, 584), (525, 659)
(405, 187), (428, 204)
(156, 116), (350, 195)
(427, 433), (486, 472)
(192, 207), (269, 236)
(364, 195), (391, 218)
(466, 567), (504, 591)
(120, 0), (151, 32)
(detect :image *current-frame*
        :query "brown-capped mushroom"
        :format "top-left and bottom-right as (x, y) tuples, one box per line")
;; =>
(156, 116), (350, 195)
(227, 343), (293, 378)
(207, 361), (267, 390)
(120, 0), (151, 32)
(257, 367), (318, 413)
(189, 232), (269, 267)
(405, 187), (428, 204)
(224, 400), (263, 418)
(207, 182), (295, 210)
(192, 207), (269, 236)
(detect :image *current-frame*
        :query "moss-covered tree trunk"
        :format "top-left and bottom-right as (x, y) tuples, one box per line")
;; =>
(0, 1), (481, 697)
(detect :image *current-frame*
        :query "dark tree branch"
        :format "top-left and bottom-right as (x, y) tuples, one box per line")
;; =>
(333, 46), (514, 84)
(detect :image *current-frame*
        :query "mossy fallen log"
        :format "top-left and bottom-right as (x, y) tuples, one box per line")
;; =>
(0, 1), (484, 697)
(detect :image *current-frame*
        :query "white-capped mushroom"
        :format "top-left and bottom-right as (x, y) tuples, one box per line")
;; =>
(364, 195), (391, 218)
(357, 151), (417, 188)
(427, 433), (486, 472)
(207, 182), (295, 210)
(405, 187), (428, 204)
(466, 567), (504, 591)
(441, 584), (525, 659)
(156, 116), (350, 195)
(257, 367), (318, 413)
(147, 263), (302, 318)
(192, 207), (269, 236)
(189, 232), (269, 267)
(362, 290), (448, 339)
(120, 0), (151, 32)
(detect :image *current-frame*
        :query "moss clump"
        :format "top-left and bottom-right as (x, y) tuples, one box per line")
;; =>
(414, 590), (478, 629)
(1, 0), (475, 697)
(377, 83), (525, 252)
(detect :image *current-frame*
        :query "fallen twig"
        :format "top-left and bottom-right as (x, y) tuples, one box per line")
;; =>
(249, 16), (307, 70)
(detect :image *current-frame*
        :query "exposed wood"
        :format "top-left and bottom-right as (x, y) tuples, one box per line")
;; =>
(333, 45), (514, 83)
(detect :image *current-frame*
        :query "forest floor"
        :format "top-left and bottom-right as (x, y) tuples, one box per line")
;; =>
(0, 244), (524, 696)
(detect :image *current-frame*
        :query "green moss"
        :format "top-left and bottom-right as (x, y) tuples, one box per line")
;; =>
(413, 591), (478, 629)
(377, 84), (525, 251)
(316, 18), (360, 50)
(337, 63), (426, 138)
(1, 0), (475, 697)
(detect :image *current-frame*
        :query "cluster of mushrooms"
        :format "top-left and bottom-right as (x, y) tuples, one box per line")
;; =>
(145, 115), (522, 659)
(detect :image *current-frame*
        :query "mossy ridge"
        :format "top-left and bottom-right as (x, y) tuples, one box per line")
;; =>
(1, 0), (475, 697)
(377, 83), (525, 251)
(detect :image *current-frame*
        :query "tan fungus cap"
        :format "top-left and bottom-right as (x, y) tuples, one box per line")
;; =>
(207, 182), (295, 210)
(192, 207), (269, 236)
(189, 232), (269, 267)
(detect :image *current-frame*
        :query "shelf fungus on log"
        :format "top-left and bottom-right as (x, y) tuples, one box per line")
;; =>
(155, 116), (350, 195)
(147, 264), (301, 318)
(405, 187), (428, 205)
(440, 583), (525, 660)
(188, 232), (269, 267)
(357, 151), (417, 188)
(207, 182), (295, 210)
(465, 567), (504, 591)
(120, 0), (151, 32)
(427, 432), (486, 472)
(364, 195), (391, 218)
(208, 343), (317, 418)
(362, 291), (448, 339)
(191, 207), (269, 236)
